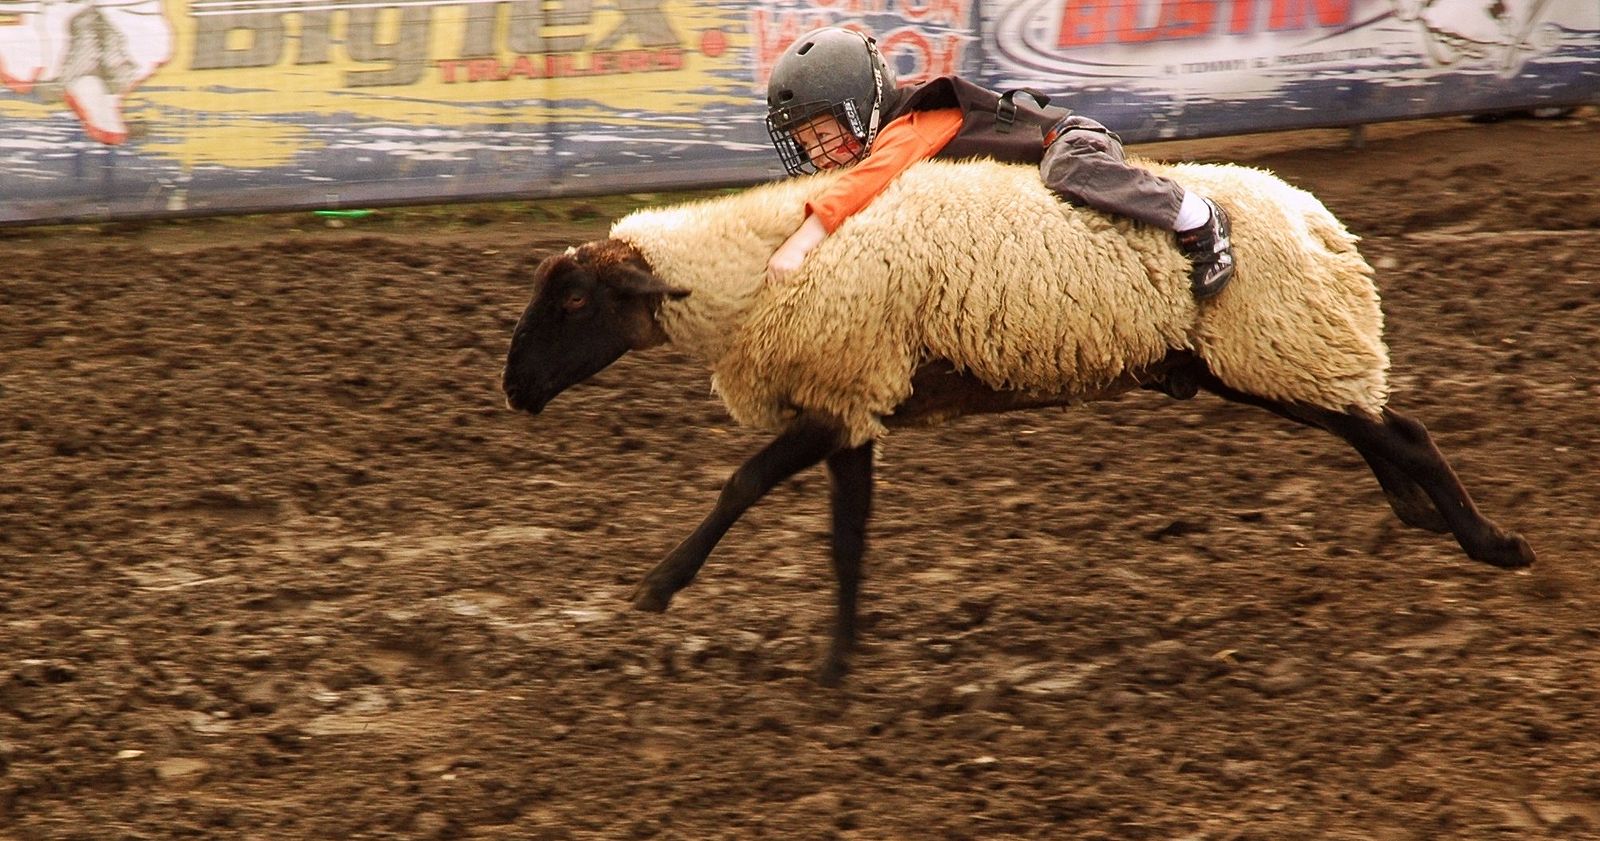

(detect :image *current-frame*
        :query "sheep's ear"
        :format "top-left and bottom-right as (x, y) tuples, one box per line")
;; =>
(611, 265), (690, 300)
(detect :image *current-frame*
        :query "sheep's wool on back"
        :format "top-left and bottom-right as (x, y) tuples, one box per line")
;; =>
(612, 158), (1388, 446)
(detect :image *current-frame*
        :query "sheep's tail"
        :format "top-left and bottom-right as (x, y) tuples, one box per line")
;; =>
(1290, 180), (1365, 259)
(1307, 207), (1362, 255)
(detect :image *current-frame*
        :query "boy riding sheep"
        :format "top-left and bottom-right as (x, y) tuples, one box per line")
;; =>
(762, 26), (1237, 301)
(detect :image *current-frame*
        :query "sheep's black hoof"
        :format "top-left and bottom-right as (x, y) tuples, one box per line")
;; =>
(1475, 532), (1536, 569)
(629, 583), (674, 613)
(816, 656), (849, 688)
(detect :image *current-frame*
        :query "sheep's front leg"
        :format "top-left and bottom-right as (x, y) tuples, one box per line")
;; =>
(629, 420), (843, 612)
(819, 441), (873, 687)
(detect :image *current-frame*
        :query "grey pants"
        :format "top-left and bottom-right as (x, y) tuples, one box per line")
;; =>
(1039, 116), (1185, 231)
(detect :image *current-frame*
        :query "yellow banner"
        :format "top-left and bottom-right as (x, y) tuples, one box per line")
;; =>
(1, 0), (750, 168)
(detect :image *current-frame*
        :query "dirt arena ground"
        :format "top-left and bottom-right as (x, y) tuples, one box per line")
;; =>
(2, 109), (1598, 840)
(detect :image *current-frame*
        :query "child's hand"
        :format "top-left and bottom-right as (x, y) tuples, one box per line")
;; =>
(766, 245), (809, 284)
(766, 213), (829, 285)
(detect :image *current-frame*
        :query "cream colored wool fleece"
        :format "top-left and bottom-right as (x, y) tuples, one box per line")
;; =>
(611, 158), (1387, 446)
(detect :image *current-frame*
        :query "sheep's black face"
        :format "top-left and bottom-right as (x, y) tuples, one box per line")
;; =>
(502, 242), (687, 415)
(503, 254), (632, 414)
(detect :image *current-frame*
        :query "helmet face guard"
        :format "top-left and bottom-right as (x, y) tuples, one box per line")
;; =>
(764, 27), (893, 177)
(766, 99), (870, 176)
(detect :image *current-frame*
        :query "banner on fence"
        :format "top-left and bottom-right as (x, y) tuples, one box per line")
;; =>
(1, 0), (1595, 223)
(984, 0), (1600, 139)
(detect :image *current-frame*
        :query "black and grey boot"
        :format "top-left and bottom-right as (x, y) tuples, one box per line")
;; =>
(1175, 197), (1236, 300)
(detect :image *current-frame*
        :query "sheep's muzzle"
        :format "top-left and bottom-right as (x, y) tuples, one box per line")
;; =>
(501, 374), (552, 416)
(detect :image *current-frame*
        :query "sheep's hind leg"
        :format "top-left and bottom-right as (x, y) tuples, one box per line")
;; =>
(1308, 406), (1534, 568)
(1195, 374), (1449, 533)
(818, 441), (873, 687)
(628, 418), (844, 613)
(1344, 445), (1450, 534)
(1203, 370), (1532, 567)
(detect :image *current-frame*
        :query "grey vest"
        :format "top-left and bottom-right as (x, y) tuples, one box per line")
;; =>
(888, 76), (1072, 165)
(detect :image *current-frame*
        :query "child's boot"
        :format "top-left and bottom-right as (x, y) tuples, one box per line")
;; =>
(1176, 197), (1235, 300)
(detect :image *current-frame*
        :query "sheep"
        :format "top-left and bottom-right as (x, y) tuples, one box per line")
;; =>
(501, 157), (1534, 685)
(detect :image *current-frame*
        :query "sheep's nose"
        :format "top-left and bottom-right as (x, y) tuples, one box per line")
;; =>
(502, 385), (547, 415)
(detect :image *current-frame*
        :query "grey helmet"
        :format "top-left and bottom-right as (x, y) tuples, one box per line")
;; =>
(765, 27), (900, 176)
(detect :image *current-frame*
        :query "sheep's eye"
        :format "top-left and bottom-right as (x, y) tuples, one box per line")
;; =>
(562, 291), (589, 313)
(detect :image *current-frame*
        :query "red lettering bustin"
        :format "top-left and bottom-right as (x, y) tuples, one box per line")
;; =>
(1056, 0), (1352, 47)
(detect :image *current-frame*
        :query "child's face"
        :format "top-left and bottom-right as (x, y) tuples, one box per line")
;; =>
(790, 113), (863, 171)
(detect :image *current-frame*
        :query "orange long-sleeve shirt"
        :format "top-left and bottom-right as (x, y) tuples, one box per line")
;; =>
(804, 107), (963, 233)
